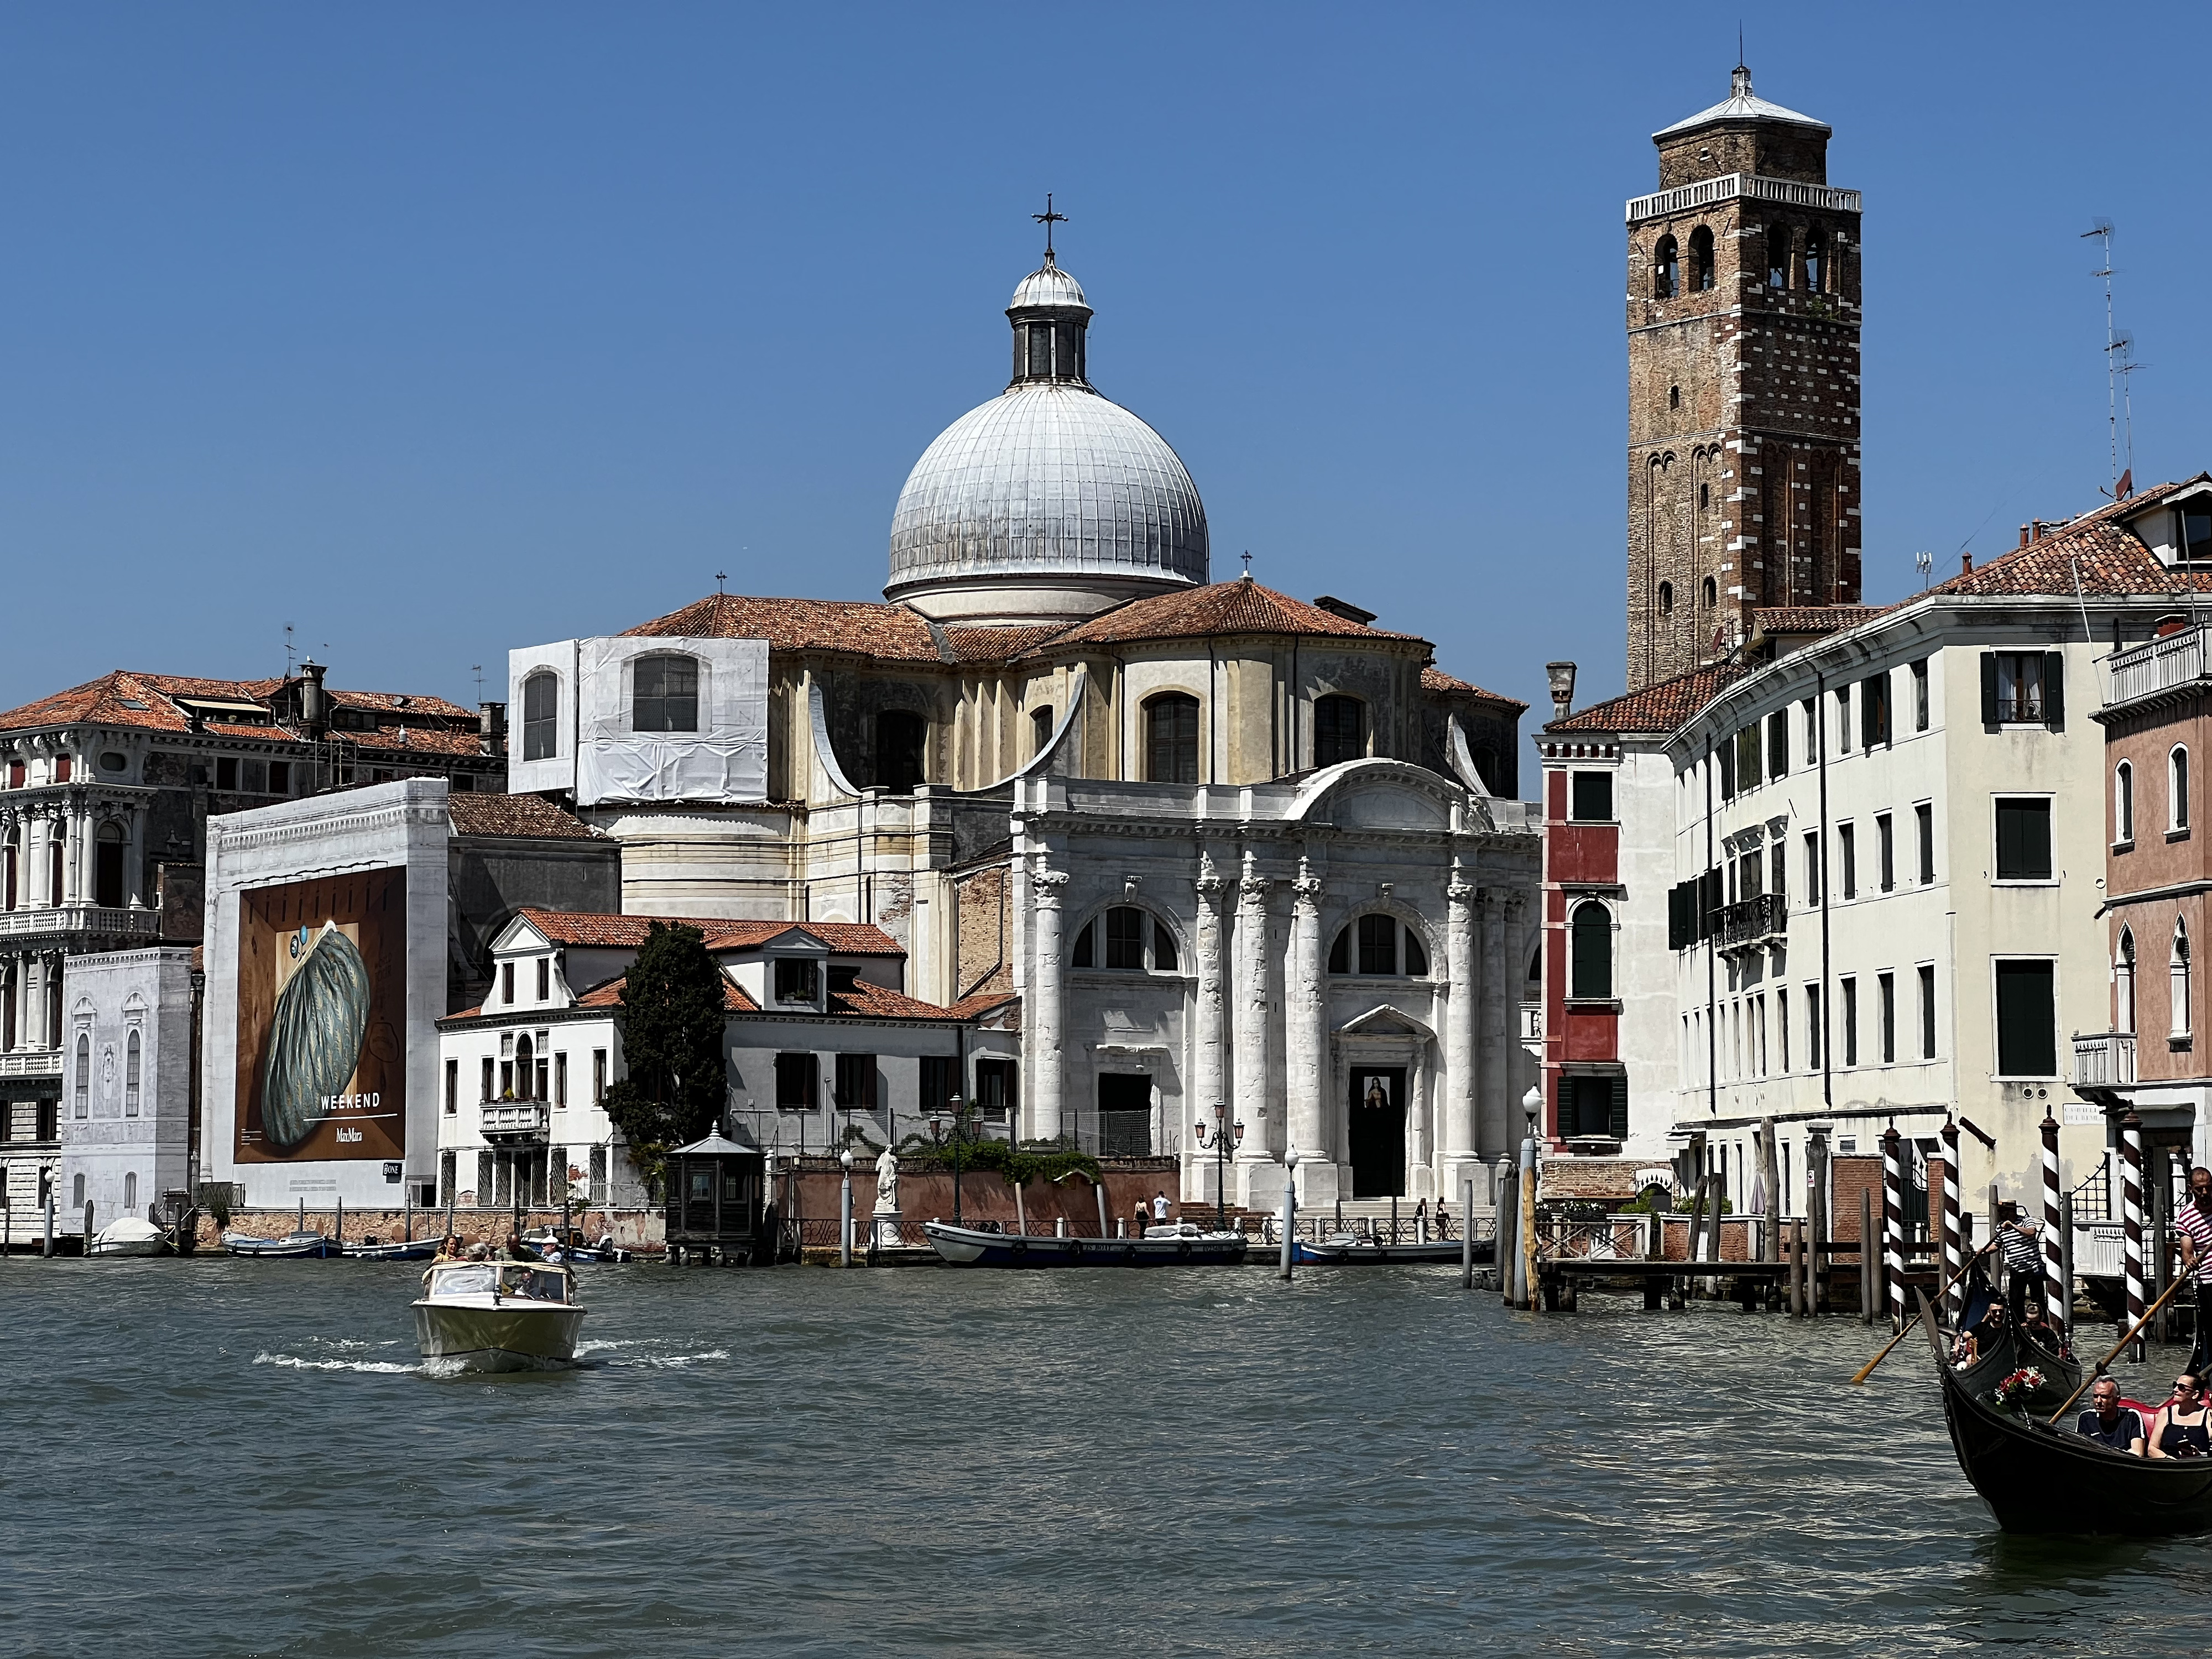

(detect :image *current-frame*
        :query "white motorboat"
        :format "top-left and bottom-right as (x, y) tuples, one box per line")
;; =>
(412, 1259), (587, 1372)
(90, 1217), (170, 1256)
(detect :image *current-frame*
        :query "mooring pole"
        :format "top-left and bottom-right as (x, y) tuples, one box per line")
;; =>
(2039, 1114), (2067, 1330)
(1859, 1186), (1875, 1326)
(336, 1197), (344, 1249)
(2122, 1111), (2146, 1360)
(1497, 1168), (1518, 1306)
(1279, 1146), (1298, 1282)
(839, 1148), (853, 1267)
(1940, 1119), (1963, 1324)
(1881, 1128), (1906, 1332)
(1518, 1136), (1539, 1313)
(1461, 1175), (1475, 1290)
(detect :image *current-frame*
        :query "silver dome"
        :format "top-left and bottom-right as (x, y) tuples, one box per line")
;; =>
(1009, 263), (1089, 312)
(885, 382), (1209, 597)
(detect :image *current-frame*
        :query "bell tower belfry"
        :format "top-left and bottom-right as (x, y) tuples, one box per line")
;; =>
(1624, 65), (1863, 690)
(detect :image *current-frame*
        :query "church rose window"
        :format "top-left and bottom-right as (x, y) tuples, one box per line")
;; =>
(523, 671), (559, 760)
(1313, 696), (1364, 767)
(632, 654), (700, 733)
(1145, 693), (1199, 784)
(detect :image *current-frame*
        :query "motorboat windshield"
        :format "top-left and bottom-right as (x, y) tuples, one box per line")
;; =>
(423, 1262), (571, 1303)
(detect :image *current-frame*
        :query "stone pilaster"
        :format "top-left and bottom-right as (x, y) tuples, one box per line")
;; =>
(1030, 864), (1068, 1142)
(1190, 848), (1228, 1202)
(1287, 855), (1334, 1203)
(1232, 848), (1282, 1208)
(1438, 860), (1479, 1194)
(1478, 888), (1511, 1157)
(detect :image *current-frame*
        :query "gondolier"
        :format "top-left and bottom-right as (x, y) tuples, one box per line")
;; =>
(1997, 1203), (2043, 1321)
(2176, 1167), (2212, 1293)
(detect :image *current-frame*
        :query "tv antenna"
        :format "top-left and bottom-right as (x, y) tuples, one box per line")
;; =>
(1913, 550), (1933, 591)
(472, 664), (484, 703)
(284, 622), (296, 676)
(2081, 220), (2140, 498)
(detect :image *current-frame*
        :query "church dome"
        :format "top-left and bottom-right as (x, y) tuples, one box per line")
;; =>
(885, 251), (1208, 624)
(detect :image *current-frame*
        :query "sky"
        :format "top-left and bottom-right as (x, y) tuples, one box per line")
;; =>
(5, 3), (2209, 763)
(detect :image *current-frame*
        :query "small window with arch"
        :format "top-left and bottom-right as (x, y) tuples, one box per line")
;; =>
(1802, 227), (1825, 293)
(1657, 581), (1674, 617)
(1689, 225), (1715, 291)
(1071, 906), (1180, 973)
(1030, 706), (1055, 759)
(1652, 235), (1679, 299)
(523, 670), (560, 761)
(1702, 575), (1718, 609)
(2172, 745), (2191, 834)
(632, 654), (700, 733)
(1766, 225), (1790, 289)
(1327, 914), (1430, 977)
(1144, 693), (1200, 784)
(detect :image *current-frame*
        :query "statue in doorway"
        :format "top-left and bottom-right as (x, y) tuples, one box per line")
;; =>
(874, 1145), (900, 1214)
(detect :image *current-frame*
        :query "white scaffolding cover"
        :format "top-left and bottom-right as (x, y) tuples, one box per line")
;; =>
(572, 637), (769, 806)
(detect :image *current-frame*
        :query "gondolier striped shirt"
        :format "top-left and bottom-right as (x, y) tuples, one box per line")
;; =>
(2176, 1201), (2212, 1284)
(2000, 1223), (2042, 1278)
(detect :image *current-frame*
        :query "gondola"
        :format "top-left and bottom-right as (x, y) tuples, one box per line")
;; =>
(1943, 1262), (2082, 1417)
(1918, 1295), (2212, 1536)
(924, 1219), (1249, 1267)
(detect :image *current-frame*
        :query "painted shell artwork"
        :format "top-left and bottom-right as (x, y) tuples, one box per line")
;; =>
(260, 922), (373, 1150)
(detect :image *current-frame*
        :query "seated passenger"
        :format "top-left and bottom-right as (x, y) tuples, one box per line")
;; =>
(432, 1233), (464, 1261)
(2148, 1374), (2212, 1460)
(2077, 1378), (2146, 1456)
(1952, 1304), (2006, 1366)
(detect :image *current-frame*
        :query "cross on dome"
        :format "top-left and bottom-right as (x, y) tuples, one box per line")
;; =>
(1032, 194), (1067, 264)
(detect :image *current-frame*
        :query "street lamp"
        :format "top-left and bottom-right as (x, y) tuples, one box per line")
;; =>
(838, 1146), (854, 1267)
(1191, 1103), (1244, 1231)
(1522, 1084), (1543, 1147)
(931, 1097), (970, 1224)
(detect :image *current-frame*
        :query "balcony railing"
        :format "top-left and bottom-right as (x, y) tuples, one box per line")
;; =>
(1626, 171), (1863, 225)
(0, 905), (160, 943)
(2105, 625), (2212, 708)
(480, 1100), (550, 1141)
(0, 1051), (62, 1078)
(2072, 1032), (2137, 1089)
(1717, 893), (1787, 949)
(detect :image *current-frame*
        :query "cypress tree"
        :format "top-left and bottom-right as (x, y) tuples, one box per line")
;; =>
(602, 922), (728, 1187)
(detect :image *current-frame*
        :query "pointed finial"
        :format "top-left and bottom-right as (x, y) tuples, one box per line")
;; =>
(715, 569), (728, 597)
(1033, 193), (1068, 264)
(1240, 551), (1253, 580)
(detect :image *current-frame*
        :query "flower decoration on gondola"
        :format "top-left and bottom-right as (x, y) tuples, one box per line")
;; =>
(1989, 1366), (2045, 1412)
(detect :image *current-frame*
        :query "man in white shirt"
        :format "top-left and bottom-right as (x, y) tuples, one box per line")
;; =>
(1152, 1191), (1170, 1225)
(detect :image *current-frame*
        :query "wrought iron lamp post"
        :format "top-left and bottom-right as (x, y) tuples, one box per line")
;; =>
(931, 1099), (972, 1225)
(1191, 1102), (1244, 1230)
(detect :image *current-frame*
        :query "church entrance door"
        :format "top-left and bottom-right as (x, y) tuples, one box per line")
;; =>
(1096, 1073), (1152, 1156)
(1347, 1067), (1406, 1198)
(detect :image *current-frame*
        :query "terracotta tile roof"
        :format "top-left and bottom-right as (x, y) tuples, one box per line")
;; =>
(1752, 604), (1882, 635)
(329, 688), (477, 719)
(1546, 663), (1747, 735)
(1421, 665), (1528, 710)
(571, 974), (760, 1014)
(942, 623), (1068, 663)
(0, 668), (483, 747)
(946, 990), (1020, 1019)
(1917, 483), (2212, 600)
(448, 794), (604, 840)
(622, 593), (946, 662)
(825, 979), (969, 1021)
(512, 907), (904, 956)
(1039, 577), (1428, 649)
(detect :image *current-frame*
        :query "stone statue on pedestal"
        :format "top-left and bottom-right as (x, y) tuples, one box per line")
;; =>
(873, 1146), (900, 1215)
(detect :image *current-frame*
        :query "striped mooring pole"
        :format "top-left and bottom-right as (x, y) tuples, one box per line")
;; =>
(2122, 1111), (2147, 1363)
(1881, 1126), (1906, 1332)
(2039, 1114), (2067, 1329)
(1941, 1119), (1964, 1324)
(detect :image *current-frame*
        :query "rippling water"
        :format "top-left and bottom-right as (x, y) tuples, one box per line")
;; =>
(6, 1258), (2205, 1656)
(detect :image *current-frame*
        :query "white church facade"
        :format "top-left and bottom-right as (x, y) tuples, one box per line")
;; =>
(506, 241), (1543, 1208)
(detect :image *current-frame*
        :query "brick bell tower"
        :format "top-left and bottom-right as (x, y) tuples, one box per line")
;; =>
(1624, 64), (1863, 691)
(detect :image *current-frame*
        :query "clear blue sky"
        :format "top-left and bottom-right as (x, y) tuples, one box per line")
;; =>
(6, 4), (2208, 768)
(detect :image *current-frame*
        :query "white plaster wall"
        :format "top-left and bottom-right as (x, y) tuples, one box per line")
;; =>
(58, 946), (194, 1228)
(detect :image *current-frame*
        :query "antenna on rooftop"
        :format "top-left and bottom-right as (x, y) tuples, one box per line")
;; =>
(2081, 220), (2140, 499)
(472, 664), (484, 704)
(284, 622), (296, 677)
(1913, 550), (1932, 591)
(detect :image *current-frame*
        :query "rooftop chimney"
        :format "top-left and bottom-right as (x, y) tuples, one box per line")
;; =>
(1545, 661), (1578, 723)
(1961, 553), (1974, 576)
(299, 658), (330, 738)
(479, 701), (508, 758)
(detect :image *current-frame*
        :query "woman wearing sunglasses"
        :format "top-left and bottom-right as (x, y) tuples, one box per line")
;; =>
(2147, 1373), (2212, 1460)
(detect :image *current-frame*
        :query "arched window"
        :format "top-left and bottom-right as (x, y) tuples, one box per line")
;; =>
(2116, 760), (2135, 843)
(1702, 576), (1718, 610)
(632, 654), (699, 733)
(94, 821), (125, 909)
(72, 1172), (85, 1210)
(74, 1034), (90, 1119)
(1689, 225), (1715, 291)
(1657, 581), (1674, 617)
(3, 828), (15, 911)
(1313, 695), (1365, 768)
(522, 671), (560, 761)
(50, 821), (65, 906)
(1668, 384), (1680, 411)
(1071, 906), (1178, 973)
(1570, 901), (1613, 999)
(1327, 915), (1429, 977)
(1698, 481), (1710, 510)
(124, 1029), (140, 1117)
(1144, 693), (1200, 784)
(2116, 927), (2137, 1034)
(875, 711), (927, 792)
(2172, 746), (2190, 832)
(1031, 707), (1055, 758)
(1766, 225), (1790, 288)
(515, 1033), (535, 1100)
(2173, 921), (2193, 1039)
(1652, 235), (1679, 299)
(1802, 227), (1825, 292)
(124, 1171), (137, 1212)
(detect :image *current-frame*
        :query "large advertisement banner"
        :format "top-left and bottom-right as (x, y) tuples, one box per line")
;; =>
(233, 870), (407, 1164)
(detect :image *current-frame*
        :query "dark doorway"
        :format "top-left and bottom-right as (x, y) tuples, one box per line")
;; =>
(875, 711), (927, 793)
(1097, 1073), (1151, 1155)
(94, 832), (125, 909)
(1347, 1066), (1406, 1197)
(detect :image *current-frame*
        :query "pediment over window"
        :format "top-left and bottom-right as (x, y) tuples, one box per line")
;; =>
(1335, 1003), (1436, 1042)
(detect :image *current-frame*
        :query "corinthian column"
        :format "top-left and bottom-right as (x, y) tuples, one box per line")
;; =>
(1479, 888), (1511, 1156)
(1440, 861), (1478, 1189)
(1232, 849), (1275, 1201)
(1191, 849), (1228, 1201)
(1030, 864), (1069, 1142)
(1286, 856), (1328, 1201)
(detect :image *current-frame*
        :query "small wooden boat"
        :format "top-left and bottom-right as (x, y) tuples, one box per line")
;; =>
(223, 1229), (338, 1258)
(1292, 1234), (1493, 1266)
(1919, 1296), (2212, 1536)
(522, 1225), (628, 1263)
(343, 1236), (440, 1261)
(413, 1259), (587, 1371)
(925, 1219), (1249, 1267)
(1943, 1266), (2081, 1417)
(89, 1218), (171, 1257)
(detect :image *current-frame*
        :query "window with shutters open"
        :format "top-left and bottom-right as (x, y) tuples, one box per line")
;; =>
(1980, 651), (2064, 729)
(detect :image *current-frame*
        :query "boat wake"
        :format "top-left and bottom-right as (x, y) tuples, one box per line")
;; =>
(572, 1339), (730, 1369)
(254, 1351), (421, 1375)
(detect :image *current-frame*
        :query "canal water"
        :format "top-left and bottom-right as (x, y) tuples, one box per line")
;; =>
(6, 1258), (2206, 1656)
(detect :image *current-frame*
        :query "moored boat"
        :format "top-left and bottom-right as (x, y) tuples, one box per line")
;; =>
(1919, 1296), (2212, 1536)
(925, 1219), (1249, 1267)
(1291, 1234), (1493, 1266)
(223, 1229), (338, 1258)
(90, 1217), (171, 1257)
(413, 1259), (587, 1371)
(343, 1236), (440, 1261)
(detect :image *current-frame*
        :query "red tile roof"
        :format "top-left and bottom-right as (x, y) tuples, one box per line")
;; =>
(570, 971), (977, 1023)
(1040, 576), (1427, 648)
(1546, 664), (1747, 735)
(1916, 483), (2210, 600)
(946, 990), (1020, 1020)
(571, 974), (760, 1014)
(623, 593), (946, 662)
(448, 794), (604, 841)
(1421, 665), (1528, 710)
(512, 907), (904, 956)
(1752, 604), (1883, 635)
(0, 668), (487, 754)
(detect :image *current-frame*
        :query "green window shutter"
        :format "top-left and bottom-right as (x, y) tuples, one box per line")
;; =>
(1980, 654), (2000, 725)
(1608, 1075), (1629, 1141)
(1719, 740), (1736, 799)
(2043, 651), (2065, 730)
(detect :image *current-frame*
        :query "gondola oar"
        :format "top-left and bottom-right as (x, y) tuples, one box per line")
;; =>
(2045, 1272), (2195, 1425)
(1850, 1238), (2000, 1386)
